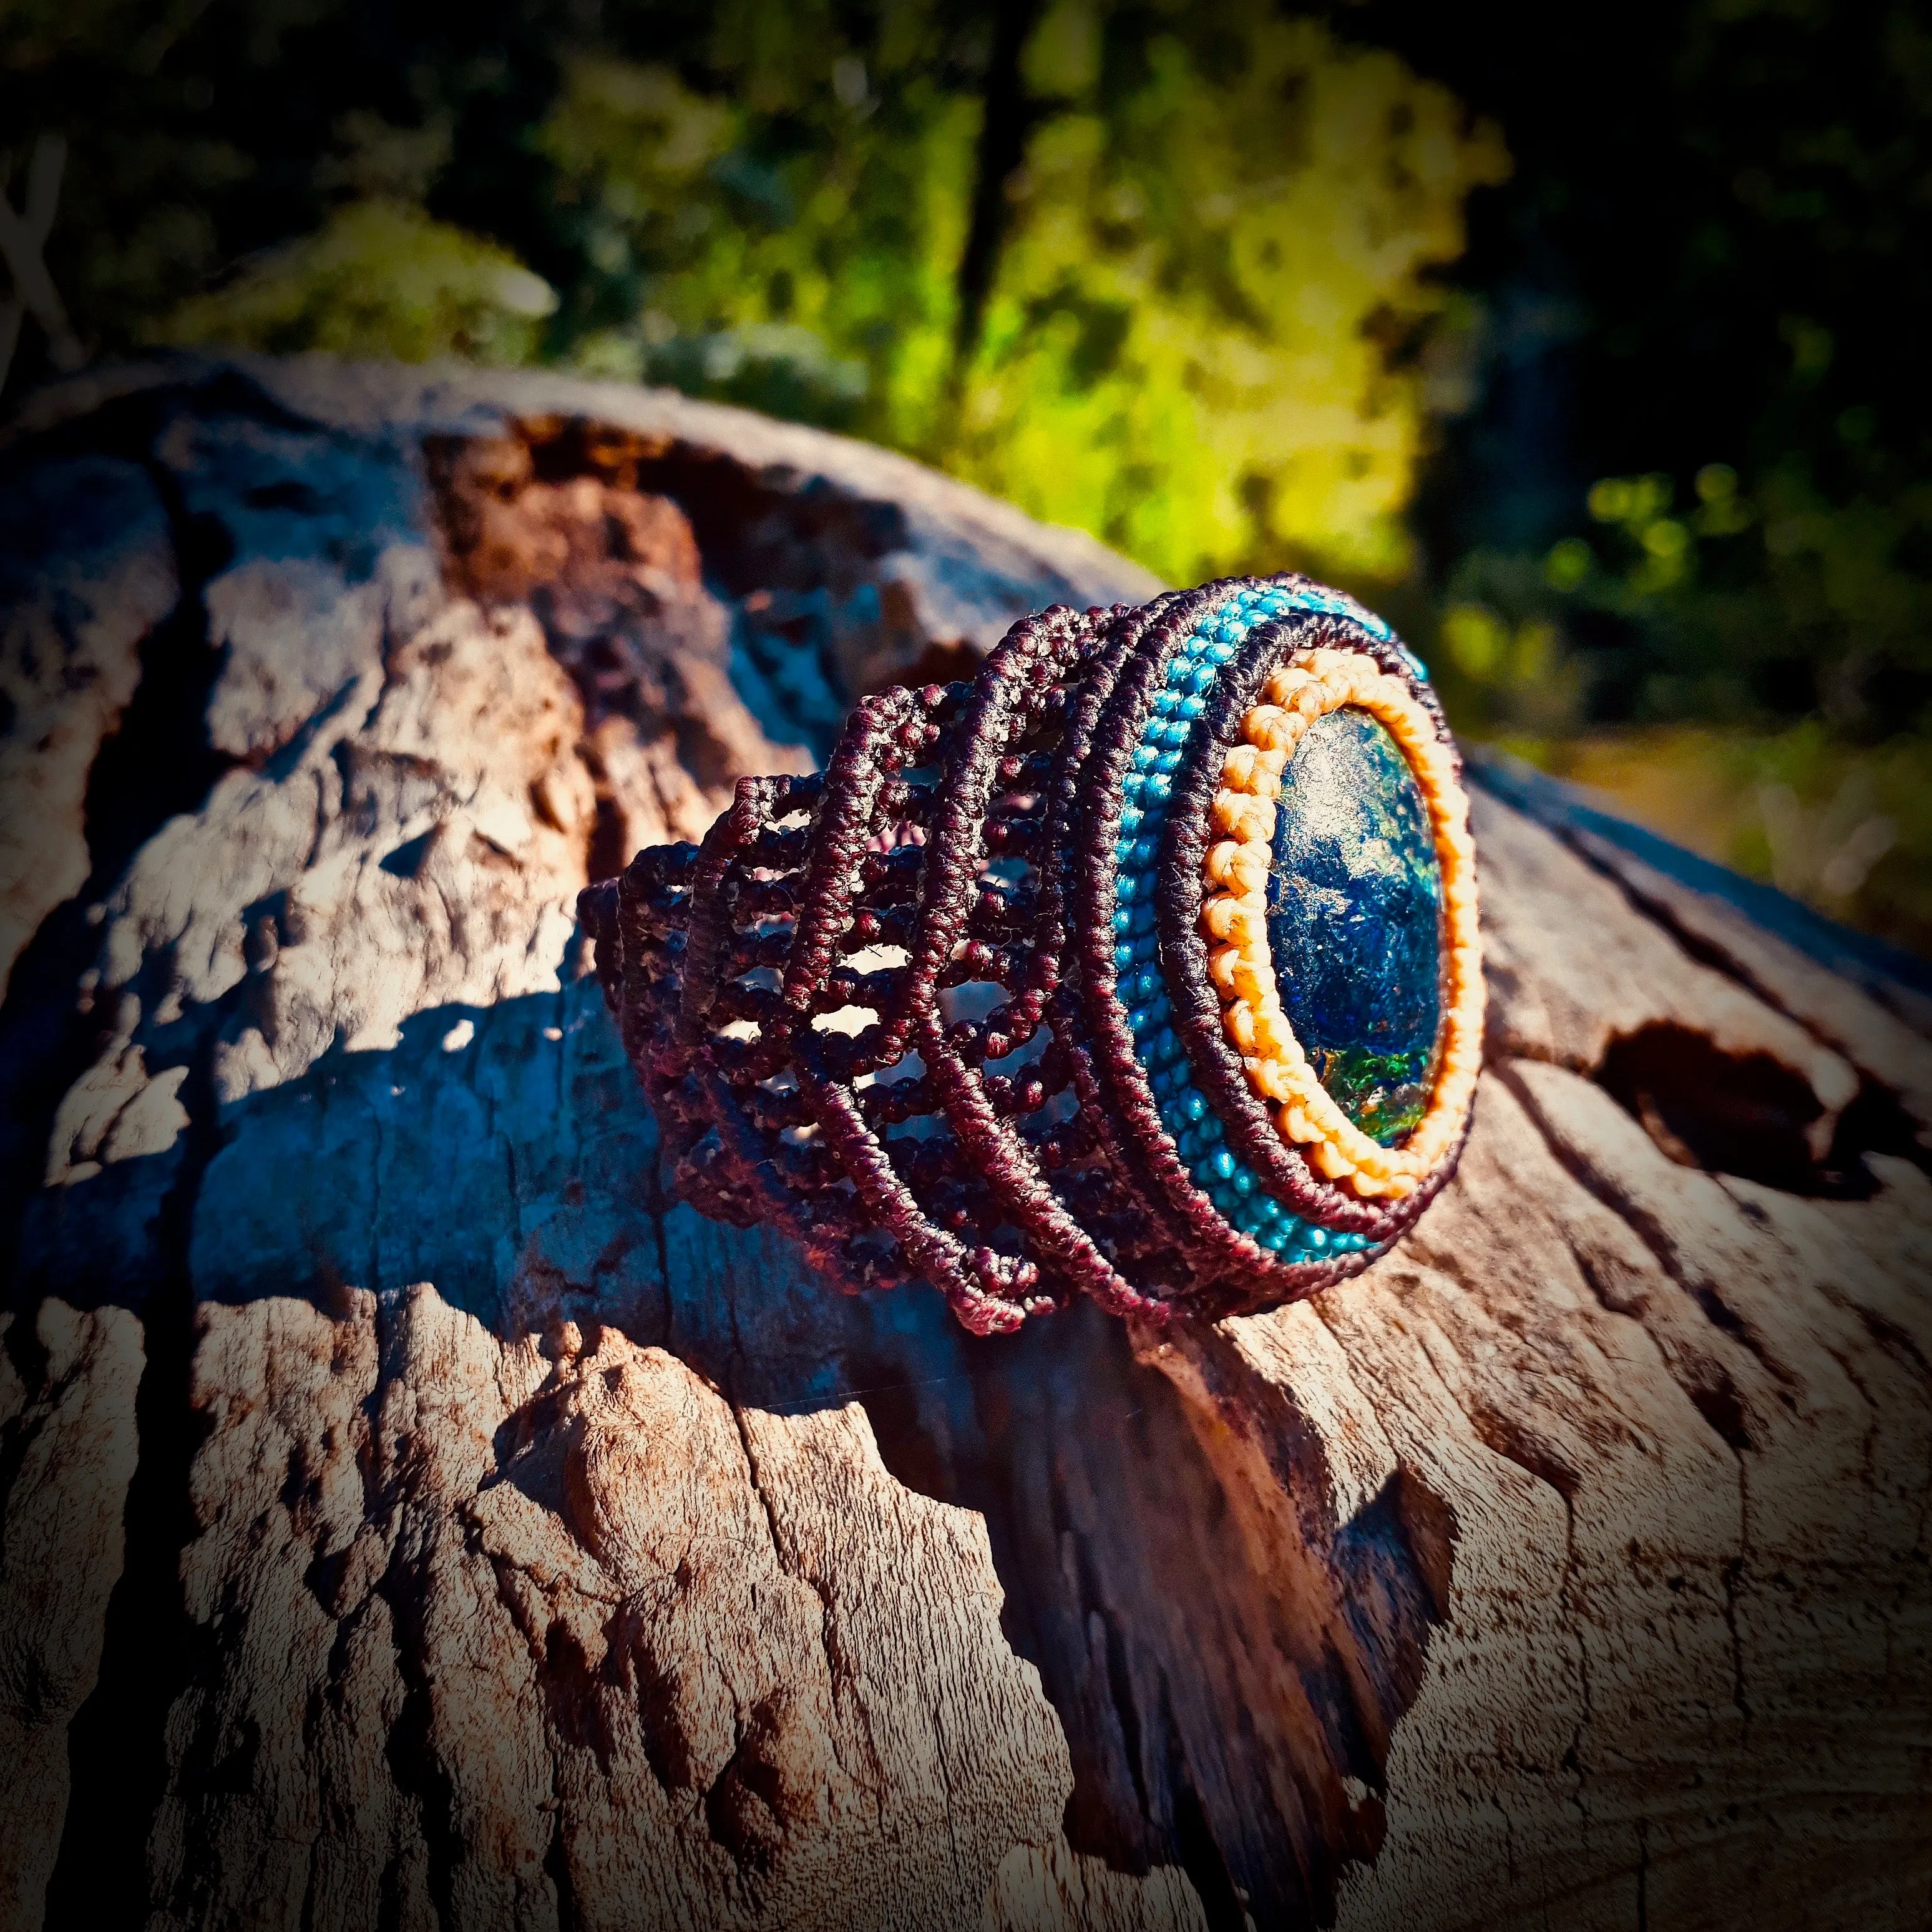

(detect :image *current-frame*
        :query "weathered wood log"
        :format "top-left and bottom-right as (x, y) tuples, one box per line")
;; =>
(2, 353), (1928, 1932)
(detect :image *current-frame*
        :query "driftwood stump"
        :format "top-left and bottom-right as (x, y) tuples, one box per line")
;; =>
(2, 355), (1929, 1932)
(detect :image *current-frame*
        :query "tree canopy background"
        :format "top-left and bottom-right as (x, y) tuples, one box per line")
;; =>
(4, 0), (1929, 955)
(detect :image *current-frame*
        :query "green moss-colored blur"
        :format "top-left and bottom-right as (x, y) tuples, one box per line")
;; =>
(167, 198), (559, 364)
(527, 8), (1506, 588)
(82, 1), (1510, 590)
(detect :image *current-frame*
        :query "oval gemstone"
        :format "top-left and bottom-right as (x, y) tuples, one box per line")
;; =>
(1266, 706), (1445, 1144)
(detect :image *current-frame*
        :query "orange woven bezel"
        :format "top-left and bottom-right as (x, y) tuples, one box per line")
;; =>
(1199, 647), (1483, 1199)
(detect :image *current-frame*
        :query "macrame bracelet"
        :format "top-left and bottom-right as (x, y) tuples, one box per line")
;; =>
(579, 573), (1483, 1335)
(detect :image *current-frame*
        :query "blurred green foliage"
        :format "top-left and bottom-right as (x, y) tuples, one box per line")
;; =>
(529, 11), (1506, 583)
(3, 0), (1929, 952)
(167, 198), (559, 363)
(0, 1), (1508, 585)
(1344, 0), (1932, 956)
(1367, 0), (1932, 738)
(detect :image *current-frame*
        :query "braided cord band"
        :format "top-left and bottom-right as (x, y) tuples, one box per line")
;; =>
(580, 572), (1481, 1335)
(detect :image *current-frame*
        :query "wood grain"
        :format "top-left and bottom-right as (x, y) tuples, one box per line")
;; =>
(0, 356), (1925, 1932)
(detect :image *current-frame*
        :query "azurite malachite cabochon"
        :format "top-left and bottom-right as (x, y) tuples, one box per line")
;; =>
(1268, 708), (1447, 1144)
(579, 574), (1484, 1336)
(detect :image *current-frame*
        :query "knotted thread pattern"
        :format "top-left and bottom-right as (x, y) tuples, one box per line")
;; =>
(580, 574), (1476, 1335)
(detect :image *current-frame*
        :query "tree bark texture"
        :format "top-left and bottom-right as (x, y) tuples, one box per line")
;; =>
(1, 354), (1928, 1932)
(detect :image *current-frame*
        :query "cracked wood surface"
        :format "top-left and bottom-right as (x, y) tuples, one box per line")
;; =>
(0, 356), (1927, 1932)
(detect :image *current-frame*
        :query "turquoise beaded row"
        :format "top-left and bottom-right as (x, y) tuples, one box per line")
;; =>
(1109, 583), (1400, 1261)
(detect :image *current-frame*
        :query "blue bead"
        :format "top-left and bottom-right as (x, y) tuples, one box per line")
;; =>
(1178, 693), (1206, 718)
(1183, 1091), (1208, 1121)
(1197, 1114), (1222, 1143)
(1145, 773), (1173, 799)
(1133, 838), (1157, 867)
(1112, 909), (1132, 934)
(1305, 1227), (1329, 1249)
(1119, 804), (1143, 832)
(1262, 1226), (1288, 1252)
(1131, 967), (1162, 1002)
(1131, 901), (1156, 933)
(1209, 1148), (1236, 1180)
(1133, 932), (1158, 963)
(1113, 942), (1136, 968)
(1155, 749), (1182, 773)
(1232, 1169), (1254, 1196)
(1131, 743), (1158, 769)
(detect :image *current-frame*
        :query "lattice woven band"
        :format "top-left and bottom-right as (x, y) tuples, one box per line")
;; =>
(580, 573), (1482, 1335)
